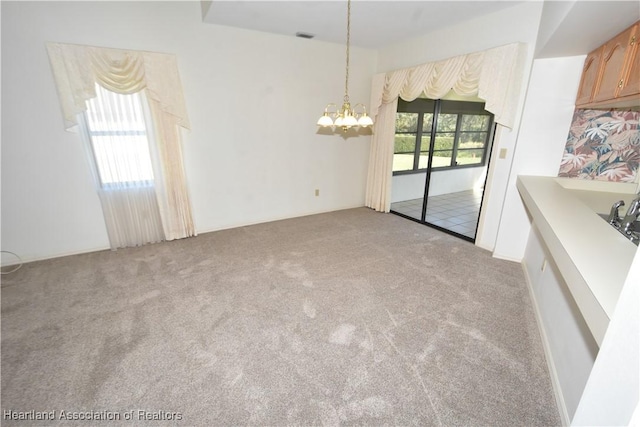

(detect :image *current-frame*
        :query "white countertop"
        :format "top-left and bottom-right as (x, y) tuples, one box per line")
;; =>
(517, 175), (638, 346)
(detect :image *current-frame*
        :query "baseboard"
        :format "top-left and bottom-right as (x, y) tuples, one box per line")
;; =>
(474, 241), (494, 252)
(492, 252), (523, 263)
(1, 245), (112, 267)
(194, 204), (368, 236)
(521, 260), (571, 426)
(2, 206), (370, 267)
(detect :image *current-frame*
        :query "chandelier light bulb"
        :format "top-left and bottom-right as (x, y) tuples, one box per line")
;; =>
(358, 114), (373, 127)
(343, 115), (358, 127)
(317, 114), (334, 127)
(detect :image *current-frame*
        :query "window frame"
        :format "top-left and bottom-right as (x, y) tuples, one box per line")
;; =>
(393, 98), (495, 176)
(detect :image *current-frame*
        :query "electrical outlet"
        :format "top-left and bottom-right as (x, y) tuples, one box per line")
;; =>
(315, 189), (320, 197)
(499, 148), (508, 159)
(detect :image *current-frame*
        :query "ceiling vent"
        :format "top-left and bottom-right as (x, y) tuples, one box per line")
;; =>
(295, 32), (315, 39)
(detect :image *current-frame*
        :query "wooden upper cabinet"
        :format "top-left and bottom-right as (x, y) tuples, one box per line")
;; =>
(618, 26), (639, 98)
(591, 24), (636, 103)
(577, 21), (640, 109)
(576, 48), (603, 106)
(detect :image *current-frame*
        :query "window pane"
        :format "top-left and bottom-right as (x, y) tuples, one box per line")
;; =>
(458, 132), (488, 149)
(436, 113), (458, 132)
(85, 90), (147, 133)
(418, 135), (431, 169)
(393, 154), (415, 172)
(394, 134), (416, 154)
(395, 113), (418, 132)
(461, 114), (490, 132)
(85, 85), (154, 187)
(91, 135), (154, 184)
(422, 113), (434, 133)
(418, 153), (430, 169)
(434, 133), (454, 151)
(420, 135), (431, 154)
(393, 134), (416, 171)
(432, 150), (453, 167)
(456, 149), (485, 166)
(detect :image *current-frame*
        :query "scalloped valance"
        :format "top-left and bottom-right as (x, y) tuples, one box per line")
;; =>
(46, 42), (190, 131)
(369, 43), (527, 129)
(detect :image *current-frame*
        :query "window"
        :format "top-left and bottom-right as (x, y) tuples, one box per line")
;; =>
(392, 99), (494, 174)
(83, 84), (155, 187)
(47, 42), (196, 249)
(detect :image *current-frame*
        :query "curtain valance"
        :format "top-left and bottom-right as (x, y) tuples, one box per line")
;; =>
(365, 43), (528, 213)
(369, 43), (527, 129)
(46, 42), (190, 131)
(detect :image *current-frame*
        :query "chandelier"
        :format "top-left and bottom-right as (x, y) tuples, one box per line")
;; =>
(317, 0), (373, 132)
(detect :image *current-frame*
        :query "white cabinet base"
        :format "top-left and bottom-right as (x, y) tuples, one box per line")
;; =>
(522, 225), (598, 424)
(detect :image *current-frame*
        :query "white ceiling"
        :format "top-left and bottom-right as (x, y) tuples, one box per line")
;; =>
(203, 1), (640, 56)
(535, 1), (640, 58)
(202, 1), (525, 49)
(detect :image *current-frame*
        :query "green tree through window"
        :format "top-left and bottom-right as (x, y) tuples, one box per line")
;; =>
(392, 99), (494, 173)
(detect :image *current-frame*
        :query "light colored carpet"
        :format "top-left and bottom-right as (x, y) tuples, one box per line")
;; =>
(1, 208), (560, 426)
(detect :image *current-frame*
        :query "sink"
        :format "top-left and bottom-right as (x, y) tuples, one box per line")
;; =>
(597, 213), (640, 246)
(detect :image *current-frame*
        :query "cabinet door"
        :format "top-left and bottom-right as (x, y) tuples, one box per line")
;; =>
(576, 48), (602, 106)
(592, 26), (635, 103)
(618, 26), (639, 98)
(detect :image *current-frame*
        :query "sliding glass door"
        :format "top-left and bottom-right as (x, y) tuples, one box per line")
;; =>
(389, 102), (433, 222)
(390, 98), (495, 242)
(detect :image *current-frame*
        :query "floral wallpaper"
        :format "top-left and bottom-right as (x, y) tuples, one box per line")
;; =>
(559, 110), (640, 182)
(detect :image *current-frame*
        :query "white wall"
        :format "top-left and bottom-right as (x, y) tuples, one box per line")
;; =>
(493, 56), (585, 261)
(376, 1), (544, 252)
(391, 167), (486, 203)
(429, 167), (487, 197)
(391, 173), (427, 203)
(572, 247), (640, 426)
(0, 1), (377, 262)
(377, 2), (540, 74)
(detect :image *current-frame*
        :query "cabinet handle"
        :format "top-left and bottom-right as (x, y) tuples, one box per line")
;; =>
(631, 36), (636, 46)
(618, 79), (624, 88)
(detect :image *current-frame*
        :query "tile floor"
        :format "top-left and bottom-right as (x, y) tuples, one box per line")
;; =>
(390, 189), (483, 239)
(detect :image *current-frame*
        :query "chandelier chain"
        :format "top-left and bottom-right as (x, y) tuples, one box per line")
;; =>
(316, 0), (373, 132)
(344, 0), (351, 103)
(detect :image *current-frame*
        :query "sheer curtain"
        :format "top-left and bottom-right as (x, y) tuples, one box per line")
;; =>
(47, 42), (196, 249)
(365, 43), (528, 213)
(83, 84), (164, 248)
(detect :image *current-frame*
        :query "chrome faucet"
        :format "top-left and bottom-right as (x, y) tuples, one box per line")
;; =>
(621, 196), (640, 235)
(606, 194), (640, 246)
(608, 200), (625, 227)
